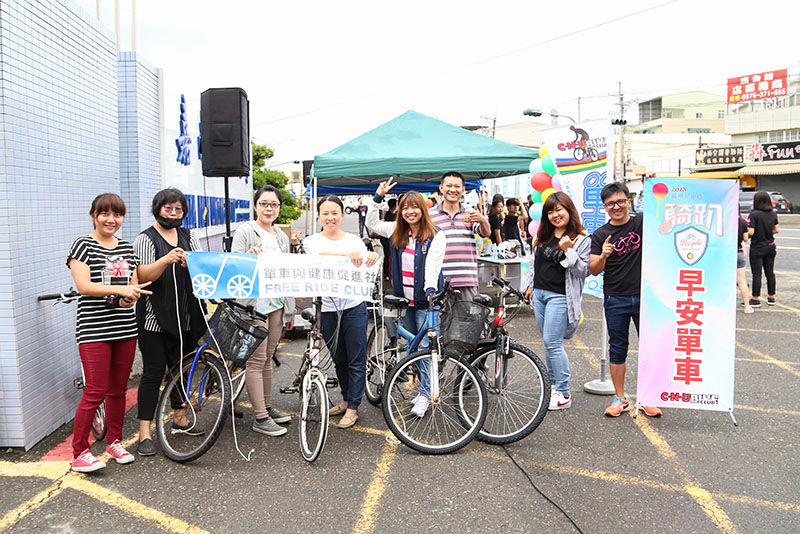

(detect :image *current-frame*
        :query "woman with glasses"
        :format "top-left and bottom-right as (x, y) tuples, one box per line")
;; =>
(366, 178), (446, 418)
(134, 188), (207, 456)
(231, 185), (295, 436)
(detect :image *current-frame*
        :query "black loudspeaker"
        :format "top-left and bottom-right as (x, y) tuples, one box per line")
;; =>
(200, 88), (250, 177)
(302, 160), (314, 187)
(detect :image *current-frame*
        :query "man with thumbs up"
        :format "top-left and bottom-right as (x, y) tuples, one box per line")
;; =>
(589, 183), (660, 418)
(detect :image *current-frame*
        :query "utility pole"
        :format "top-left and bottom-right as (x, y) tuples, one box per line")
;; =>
(617, 81), (625, 182)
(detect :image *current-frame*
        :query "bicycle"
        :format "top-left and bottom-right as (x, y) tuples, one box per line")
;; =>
(279, 297), (338, 462)
(155, 299), (269, 463)
(38, 289), (107, 441)
(465, 278), (550, 444)
(381, 280), (488, 455)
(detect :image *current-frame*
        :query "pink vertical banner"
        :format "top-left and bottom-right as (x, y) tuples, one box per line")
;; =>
(637, 178), (738, 412)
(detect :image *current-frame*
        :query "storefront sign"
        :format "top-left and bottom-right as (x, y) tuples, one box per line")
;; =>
(695, 146), (744, 166)
(727, 69), (788, 103)
(746, 141), (800, 163)
(637, 178), (737, 412)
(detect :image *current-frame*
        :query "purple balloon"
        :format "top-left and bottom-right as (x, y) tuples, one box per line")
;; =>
(551, 174), (563, 191)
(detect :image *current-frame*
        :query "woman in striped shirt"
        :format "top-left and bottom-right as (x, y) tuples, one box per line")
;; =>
(366, 178), (446, 417)
(67, 193), (152, 472)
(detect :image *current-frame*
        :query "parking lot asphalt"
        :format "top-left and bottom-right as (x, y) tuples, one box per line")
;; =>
(1, 223), (798, 534)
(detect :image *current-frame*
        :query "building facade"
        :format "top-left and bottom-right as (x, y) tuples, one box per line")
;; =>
(634, 91), (726, 134)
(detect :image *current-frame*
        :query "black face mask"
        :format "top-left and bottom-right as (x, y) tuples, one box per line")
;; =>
(157, 216), (183, 229)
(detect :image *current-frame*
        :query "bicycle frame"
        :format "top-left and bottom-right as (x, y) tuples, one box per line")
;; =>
(392, 306), (442, 401)
(302, 298), (327, 391)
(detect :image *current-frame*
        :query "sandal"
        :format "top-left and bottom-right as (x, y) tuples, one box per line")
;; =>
(336, 413), (358, 429)
(329, 404), (347, 416)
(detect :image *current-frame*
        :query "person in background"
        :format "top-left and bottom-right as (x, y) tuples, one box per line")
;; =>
(489, 198), (504, 245)
(524, 192), (589, 410)
(366, 178), (446, 417)
(379, 198), (397, 282)
(589, 182), (661, 418)
(737, 215), (754, 314)
(357, 197), (368, 238)
(67, 193), (152, 472)
(429, 172), (490, 307)
(747, 191), (780, 307)
(303, 195), (380, 429)
(231, 185), (295, 437)
(134, 188), (207, 456)
(503, 198), (523, 244)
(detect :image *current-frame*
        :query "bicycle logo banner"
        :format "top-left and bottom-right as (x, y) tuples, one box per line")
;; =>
(185, 251), (380, 301)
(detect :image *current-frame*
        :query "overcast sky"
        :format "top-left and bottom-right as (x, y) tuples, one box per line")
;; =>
(79, 0), (800, 165)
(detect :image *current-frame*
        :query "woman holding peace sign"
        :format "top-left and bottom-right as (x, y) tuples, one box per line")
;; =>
(366, 177), (446, 417)
(524, 192), (590, 411)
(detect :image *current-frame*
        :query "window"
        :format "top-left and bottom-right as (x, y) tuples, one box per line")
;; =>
(786, 129), (800, 141)
(755, 133), (768, 143)
(662, 110), (673, 119)
(695, 113), (703, 119)
(768, 131), (783, 142)
(718, 111), (725, 119)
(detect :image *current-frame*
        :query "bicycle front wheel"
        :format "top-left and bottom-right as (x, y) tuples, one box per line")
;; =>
(226, 360), (247, 402)
(299, 374), (329, 462)
(155, 350), (231, 463)
(467, 343), (549, 444)
(365, 323), (395, 406)
(382, 350), (487, 455)
(91, 400), (107, 441)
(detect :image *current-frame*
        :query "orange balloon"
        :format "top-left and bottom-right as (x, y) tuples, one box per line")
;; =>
(426, 199), (433, 208)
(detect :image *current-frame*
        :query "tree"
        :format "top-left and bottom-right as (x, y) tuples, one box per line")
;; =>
(251, 141), (302, 224)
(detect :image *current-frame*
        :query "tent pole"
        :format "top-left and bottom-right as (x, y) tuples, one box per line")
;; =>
(312, 175), (318, 235)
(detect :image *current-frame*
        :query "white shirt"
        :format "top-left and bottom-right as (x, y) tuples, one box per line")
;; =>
(302, 232), (368, 312)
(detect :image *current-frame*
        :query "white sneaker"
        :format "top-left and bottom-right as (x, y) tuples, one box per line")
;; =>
(549, 390), (572, 410)
(410, 396), (430, 417)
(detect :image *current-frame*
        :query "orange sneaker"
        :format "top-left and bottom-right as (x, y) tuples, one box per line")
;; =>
(604, 396), (630, 417)
(641, 405), (663, 417)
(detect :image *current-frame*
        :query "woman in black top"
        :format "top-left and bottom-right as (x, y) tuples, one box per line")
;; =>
(134, 188), (207, 456)
(747, 191), (780, 307)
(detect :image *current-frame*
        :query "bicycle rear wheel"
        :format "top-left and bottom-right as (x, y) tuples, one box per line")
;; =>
(299, 374), (328, 462)
(365, 323), (396, 406)
(155, 350), (231, 463)
(467, 343), (549, 444)
(91, 401), (107, 441)
(382, 350), (487, 455)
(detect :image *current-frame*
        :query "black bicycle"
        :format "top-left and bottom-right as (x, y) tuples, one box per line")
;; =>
(466, 278), (550, 444)
(38, 289), (107, 441)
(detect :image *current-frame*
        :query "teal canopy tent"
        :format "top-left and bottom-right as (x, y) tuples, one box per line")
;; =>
(313, 110), (538, 186)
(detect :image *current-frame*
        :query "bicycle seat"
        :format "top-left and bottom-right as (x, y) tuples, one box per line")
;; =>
(472, 294), (493, 306)
(301, 308), (316, 324)
(383, 295), (409, 308)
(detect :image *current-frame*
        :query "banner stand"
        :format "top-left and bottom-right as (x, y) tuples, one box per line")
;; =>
(583, 315), (615, 395)
(729, 411), (738, 427)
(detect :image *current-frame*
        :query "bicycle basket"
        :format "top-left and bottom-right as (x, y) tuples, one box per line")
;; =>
(202, 303), (268, 365)
(440, 300), (490, 356)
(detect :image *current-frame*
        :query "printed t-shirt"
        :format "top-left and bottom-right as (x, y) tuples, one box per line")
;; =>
(533, 237), (566, 294)
(302, 232), (367, 312)
(67, 236), (139, 344)
(590, 215), (643, 296)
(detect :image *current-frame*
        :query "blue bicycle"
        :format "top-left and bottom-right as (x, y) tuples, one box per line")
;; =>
(380, 281), (489, 454)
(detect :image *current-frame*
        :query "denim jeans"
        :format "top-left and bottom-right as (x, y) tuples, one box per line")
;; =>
(402, 307), (431, 397)
(603, 294), (640, 365)
(533, 289), (570, 394)
(321, 302), (368, 410)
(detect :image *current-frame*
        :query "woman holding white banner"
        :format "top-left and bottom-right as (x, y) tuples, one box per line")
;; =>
(524, 192), (590, 411)
(303, 195), (380, 429)
(366, 178), (446, 418)
(231, 184), (295, 437)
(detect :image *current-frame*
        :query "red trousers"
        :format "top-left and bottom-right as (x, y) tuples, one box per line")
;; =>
(72, 338), (136, 457)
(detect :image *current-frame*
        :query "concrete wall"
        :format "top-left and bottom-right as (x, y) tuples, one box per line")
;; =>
(0, 0), (120, 448)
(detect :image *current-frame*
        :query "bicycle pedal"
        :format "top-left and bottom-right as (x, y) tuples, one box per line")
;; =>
(280, 386), (298, 394)
(326, 378), (339, 389)
(234, 410), (244, 419)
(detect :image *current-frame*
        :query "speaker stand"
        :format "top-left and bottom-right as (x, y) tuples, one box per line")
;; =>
(222, 176), (233, 252)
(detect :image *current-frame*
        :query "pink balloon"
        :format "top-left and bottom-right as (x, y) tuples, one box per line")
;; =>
(531, 172), (552, 192)
(528, 220), (539, 236)
(551, 174), (563, 191)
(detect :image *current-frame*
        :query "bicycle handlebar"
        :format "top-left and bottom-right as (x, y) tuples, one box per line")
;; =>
(491, 277), (529, 304)
(38, 289), (80, 302)
(427, 278), (460, 307)
(210, 299), (271, 322)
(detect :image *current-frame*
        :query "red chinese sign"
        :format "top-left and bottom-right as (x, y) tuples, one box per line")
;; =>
(674, 269), (705, 385)
(727, 69), (788, 103)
